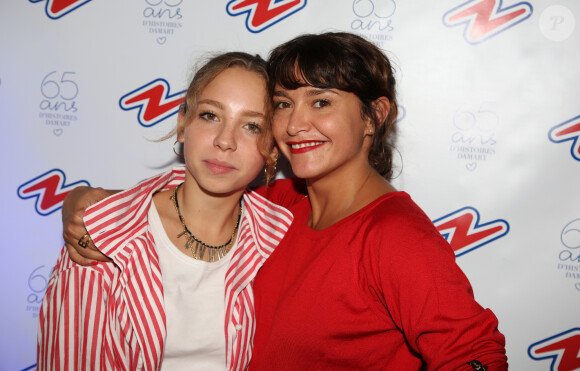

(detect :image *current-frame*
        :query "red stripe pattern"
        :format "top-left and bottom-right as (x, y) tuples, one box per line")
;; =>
(38, 167), (293, 370)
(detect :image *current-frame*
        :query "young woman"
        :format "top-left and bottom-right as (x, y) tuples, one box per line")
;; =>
(59, 33), (508, 370)
(247, 32), (508, 370)
(38, 52), (293, 371)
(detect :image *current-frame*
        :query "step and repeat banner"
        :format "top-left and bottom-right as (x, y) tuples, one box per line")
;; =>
(1, 1), (579, 370)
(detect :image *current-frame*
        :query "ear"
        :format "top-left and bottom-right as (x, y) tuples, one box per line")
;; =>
(176, 109), (186, 143)
(270, 144), (279, 160)
(366, 97), (390, 136)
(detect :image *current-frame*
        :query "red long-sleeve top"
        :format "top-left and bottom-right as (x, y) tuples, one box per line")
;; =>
(250, 179), (508, 370)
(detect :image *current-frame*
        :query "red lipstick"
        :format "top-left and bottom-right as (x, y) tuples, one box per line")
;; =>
(287, 141), (325, 154)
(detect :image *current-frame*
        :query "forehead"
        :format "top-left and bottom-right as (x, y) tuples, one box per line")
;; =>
(201, 67), (267, 98)
(209, 66), (265, 88)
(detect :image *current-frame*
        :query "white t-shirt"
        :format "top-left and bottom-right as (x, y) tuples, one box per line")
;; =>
(148, 202), (240, 370)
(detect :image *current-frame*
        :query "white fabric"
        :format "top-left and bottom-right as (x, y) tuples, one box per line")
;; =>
(148, 201), (241, 370)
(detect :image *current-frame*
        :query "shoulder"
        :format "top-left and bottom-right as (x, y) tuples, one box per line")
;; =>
(364, 192), (436, 233)
(252, 178), (307, 209)
(359, 192), (453, 260)
(243, 188), (294, 226)
(86, 168), (182, 219)
(84, 169), (181, 261)
(241, 189), (294, 254)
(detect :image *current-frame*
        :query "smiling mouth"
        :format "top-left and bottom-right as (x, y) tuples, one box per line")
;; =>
(290, 141), (324, 149)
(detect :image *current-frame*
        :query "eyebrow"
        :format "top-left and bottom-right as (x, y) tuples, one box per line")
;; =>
(197, 99), (265, 118)
(273, 88), (339, 98)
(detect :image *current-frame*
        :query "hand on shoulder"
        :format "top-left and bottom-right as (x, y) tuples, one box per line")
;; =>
(62, 186), (117, 266)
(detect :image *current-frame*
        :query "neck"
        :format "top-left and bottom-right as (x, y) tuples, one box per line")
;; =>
(153, 175), (245, 262)
(305, 162), (395, 231)
(177, 179), (243, 234)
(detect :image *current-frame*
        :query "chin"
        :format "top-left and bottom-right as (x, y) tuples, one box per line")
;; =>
(199, 180), (245, 197)
(290, 166), (325, 181)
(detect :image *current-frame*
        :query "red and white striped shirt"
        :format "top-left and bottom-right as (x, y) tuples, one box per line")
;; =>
(37, 167), (293, 371)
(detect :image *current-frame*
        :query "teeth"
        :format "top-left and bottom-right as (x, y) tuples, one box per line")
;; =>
(291, 141), (324, 149)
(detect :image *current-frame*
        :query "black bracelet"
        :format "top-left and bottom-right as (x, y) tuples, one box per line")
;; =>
(466, 360), (488, 371)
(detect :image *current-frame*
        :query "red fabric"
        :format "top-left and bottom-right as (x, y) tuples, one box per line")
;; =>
(250, 179), (507, 370)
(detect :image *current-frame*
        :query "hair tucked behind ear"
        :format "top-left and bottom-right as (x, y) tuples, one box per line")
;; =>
(268, 32), (398, 179)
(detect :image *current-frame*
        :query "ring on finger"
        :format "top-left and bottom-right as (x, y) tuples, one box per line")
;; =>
(78, 233), (91, 248)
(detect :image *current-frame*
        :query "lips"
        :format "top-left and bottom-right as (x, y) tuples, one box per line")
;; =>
(287, 141), (325, 154)
(204, 159), (236, 174)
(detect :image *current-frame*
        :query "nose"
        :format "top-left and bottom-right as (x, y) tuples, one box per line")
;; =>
(213, 122), (237, 151)
(285, 103), (311, 136)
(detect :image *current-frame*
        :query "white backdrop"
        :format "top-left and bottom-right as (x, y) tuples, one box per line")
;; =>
(1, 1), (579, 370)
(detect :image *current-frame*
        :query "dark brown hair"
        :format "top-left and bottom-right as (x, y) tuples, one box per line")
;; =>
(268, 32), (398, 179)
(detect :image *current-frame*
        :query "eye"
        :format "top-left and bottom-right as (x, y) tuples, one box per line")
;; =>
(274, 101), (291, 110)
(313, 99), (330, 108)
(244, 122), (263, 134)
(199, 111), (218, 121)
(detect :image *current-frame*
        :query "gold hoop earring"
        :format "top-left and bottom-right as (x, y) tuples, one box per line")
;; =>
(173, 140), (184, 157)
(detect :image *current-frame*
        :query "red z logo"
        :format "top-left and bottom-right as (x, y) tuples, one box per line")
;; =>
(119, 79), (185, 127)
(443, 0), (533, 44)
(549, 115), (580, 162)
(17, 169), (90, 216)
(227, 0), (307, 33)
(29, 0), (92, 19)
(529, 328), (580, 371)
(433, 207), (509, 257)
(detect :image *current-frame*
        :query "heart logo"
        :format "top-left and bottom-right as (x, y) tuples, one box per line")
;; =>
(156, 37), (167, 45)
(53, 128), (63, 136)
(466, 162), (477, 171)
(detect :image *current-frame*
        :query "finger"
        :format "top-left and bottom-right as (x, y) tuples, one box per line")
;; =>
(66, 231), (111, 262)
(79, 243), (112, 262)
(66, 242), (93, 266)
(62, 223), (86, 251)
(67, 242), (112, 264)
(64, 229), (111, 262)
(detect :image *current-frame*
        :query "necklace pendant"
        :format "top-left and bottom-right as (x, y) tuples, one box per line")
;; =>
(184, 237), (193, 251)
(191, 241), (199, 259)
(171, 183), (241, 262)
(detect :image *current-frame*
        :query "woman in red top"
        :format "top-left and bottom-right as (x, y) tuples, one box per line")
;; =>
(62, 33), (508, 370)
(249, 33), (507, 370)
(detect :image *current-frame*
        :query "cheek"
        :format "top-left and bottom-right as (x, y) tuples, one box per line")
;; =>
(183, 127), (202, 148)
(241, 135), (266, 161)
(243, 144), (267, 177)
(272, 115), (286, 142)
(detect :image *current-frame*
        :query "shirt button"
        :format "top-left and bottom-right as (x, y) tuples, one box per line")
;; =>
(235, 324), (242, 331)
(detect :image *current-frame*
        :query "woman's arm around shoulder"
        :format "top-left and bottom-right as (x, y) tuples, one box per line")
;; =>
(62, 186), (119, 265)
